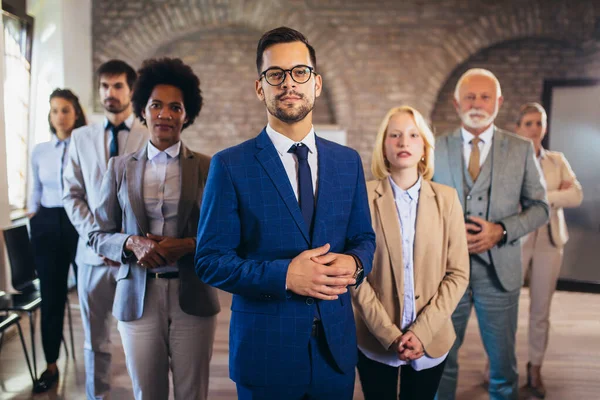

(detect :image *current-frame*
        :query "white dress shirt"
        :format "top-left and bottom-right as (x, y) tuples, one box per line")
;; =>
(104, 113), (135, 160)
(143, 140), (181, 273)
(359, 176), (447, 370)
(461, 125), (494, 168)
(28, 135), (71, 213)
(265, 124), (318, 199)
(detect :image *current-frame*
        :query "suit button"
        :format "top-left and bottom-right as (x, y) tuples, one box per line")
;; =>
(478, 196), (483, 201)
(467, 195), (472, 200)
(478, 212), (483, 216)
(286, 291), (292, 299)
(306, 298), (314, 305)
(466, 211), (471, 215)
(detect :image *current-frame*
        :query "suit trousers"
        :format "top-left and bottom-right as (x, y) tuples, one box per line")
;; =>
(522, 225), (563, 366)
(30, 206), (78, 365)
(436, 256), (520, 400)
(117, 278), (217, 400)
(357, 349), (446, 400)
(78, 262), (118, 399)
(236, 322), (355, 400)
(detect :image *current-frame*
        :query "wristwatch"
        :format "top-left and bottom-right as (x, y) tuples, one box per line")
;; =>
(497, 222), (508, 247)
(349, 254), (364, 285)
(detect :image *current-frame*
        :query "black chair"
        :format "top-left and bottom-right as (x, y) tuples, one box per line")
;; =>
(0, 311), (35, 384)
(0, 224), (76, 380)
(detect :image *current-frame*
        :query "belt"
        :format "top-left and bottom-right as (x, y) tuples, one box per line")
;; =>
(147, 271), (179, 279)
(311, 319), (322, 338)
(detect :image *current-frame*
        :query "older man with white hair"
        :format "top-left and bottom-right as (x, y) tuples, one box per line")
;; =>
(432, 68), (549, 400)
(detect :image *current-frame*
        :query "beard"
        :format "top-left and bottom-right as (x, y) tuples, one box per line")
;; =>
(265, 91), (314, 124)
(459, 105), (499, 130)
(103, 98), (129, 114)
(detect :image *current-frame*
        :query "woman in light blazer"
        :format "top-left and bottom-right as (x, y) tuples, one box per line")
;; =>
(352, 106), (470, 400)
(515, 102), (583, 399)
(89, 58), (220, 400)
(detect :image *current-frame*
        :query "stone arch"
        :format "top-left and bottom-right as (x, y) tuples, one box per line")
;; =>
(93, 0), (354, 129)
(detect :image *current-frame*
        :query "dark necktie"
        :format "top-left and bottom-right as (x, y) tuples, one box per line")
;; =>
(107, 122), (129, 158)
(288, 143), (315, 233)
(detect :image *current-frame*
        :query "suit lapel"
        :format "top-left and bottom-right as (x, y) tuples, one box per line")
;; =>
(447, 129), (464, 204)
(374, 178), (404, 302)
(95, 123), (108, 172)
(413, 180), (435, 297)
(127, 145), (150, 235)
(124, 119), (147, 154)
(490, 127), (508, 216)
(311, 137), (336, 245)
(177, 145), (198, 237)
(254, 129), (310, 244)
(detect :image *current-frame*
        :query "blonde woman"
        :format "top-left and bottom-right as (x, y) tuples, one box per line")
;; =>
(515, 102), (583, 399)
(352, 106), (470, 400)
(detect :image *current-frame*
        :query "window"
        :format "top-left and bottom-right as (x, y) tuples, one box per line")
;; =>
(2, 7), (33, 212)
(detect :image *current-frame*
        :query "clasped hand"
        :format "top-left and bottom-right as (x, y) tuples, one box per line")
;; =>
(124, 233), (193, 269)
(393, 331), (424, 361)
(285, 243), (357, 300)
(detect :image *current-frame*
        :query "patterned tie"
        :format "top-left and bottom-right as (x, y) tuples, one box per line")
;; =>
(288, 143), (315, 233)
(107, 122), (129, 158)
(468, 137), (482, 181)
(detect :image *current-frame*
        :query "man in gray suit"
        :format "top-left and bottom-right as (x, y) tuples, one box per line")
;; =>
(433, 68), (549, 400)
(63, 60), (148, 399)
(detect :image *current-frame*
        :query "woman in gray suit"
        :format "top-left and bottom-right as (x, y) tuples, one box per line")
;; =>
(89, 58), (220, 400)
(515, 102), (583, 398)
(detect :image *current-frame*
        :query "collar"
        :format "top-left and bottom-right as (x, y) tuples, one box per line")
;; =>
(461, 124), (494, 145)
(538, 147), (547, 160)
(51, 134), (70, 147)
(266, 123), (316, 156)
(104, 113), (135, 130)
(147, 140), (181, 161)
(389, 175), (422, 202)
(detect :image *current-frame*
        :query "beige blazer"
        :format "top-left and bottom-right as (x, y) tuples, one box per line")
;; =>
(539, 149), (583, 247)
(352, 178), (470, 358)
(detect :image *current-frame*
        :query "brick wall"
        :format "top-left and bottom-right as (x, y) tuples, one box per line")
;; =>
(91, 0), (600, 174)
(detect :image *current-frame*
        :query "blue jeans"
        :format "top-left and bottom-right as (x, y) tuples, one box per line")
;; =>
(436, 257), (520, 400)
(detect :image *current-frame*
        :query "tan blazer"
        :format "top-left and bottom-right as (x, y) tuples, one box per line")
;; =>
(539, 149), (583, 248)
(352, 178), (469, 358)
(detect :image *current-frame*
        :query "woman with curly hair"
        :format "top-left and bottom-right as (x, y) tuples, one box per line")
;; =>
(88, 58), (220, 400)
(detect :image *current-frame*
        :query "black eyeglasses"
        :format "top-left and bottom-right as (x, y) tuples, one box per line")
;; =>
(260, 65), (316, 86)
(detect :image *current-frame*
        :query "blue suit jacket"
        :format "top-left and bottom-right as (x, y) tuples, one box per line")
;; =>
(195, 129), (375, 386)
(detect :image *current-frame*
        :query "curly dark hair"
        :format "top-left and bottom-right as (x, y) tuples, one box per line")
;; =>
(132, 58), (203, 130)
(48, 88), (87, 134)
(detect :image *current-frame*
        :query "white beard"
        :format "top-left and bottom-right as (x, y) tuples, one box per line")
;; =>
(460, 106), (498, 130)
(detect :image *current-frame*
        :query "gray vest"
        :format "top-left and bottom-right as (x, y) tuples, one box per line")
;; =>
(463, 143), (494, 265)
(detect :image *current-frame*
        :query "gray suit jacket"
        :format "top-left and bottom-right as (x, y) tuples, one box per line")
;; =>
(433, 127), (549, 292)
(63, 120), (148, 266)
(88, 143), (220, 321)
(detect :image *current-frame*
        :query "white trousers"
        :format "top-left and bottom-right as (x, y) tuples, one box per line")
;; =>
(522, 225), (563, 366)
(117, 278), (217, 400)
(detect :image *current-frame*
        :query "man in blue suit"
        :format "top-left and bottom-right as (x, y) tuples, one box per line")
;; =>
(195, 27), (375, 399)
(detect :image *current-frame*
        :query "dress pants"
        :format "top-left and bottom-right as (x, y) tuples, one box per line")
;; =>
(522, 225), (563, 366)
(78, 262), (118, 399)
(436, 256), (520, 400)
(30, 206), (78, 365)
(357, 349), (446, 400)
(236, 322), (355, 400)
(117, 278), (217, 400)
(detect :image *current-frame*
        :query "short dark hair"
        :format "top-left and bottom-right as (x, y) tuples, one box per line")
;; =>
(97, 59), (137, 90)
(131, 58), (203, 130)
(48, 88), (87, 134)
(256, 27), (317, 74)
